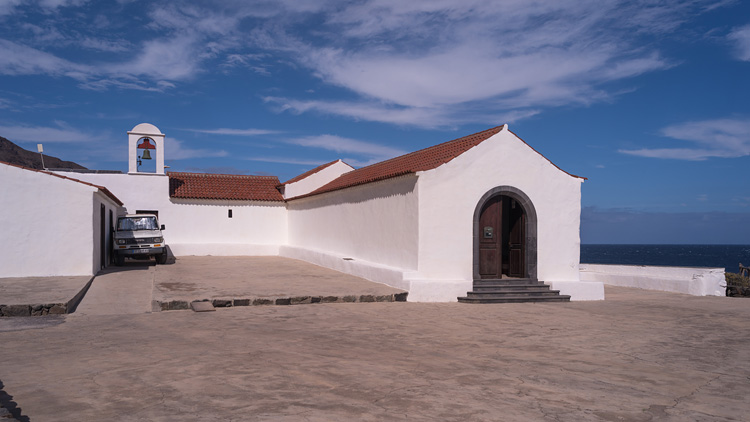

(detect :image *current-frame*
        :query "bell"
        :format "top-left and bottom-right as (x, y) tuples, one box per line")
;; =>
(141, 149), (152, 160)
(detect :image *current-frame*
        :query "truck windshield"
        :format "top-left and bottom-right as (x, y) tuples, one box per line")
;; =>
(117, 216), (159, 231)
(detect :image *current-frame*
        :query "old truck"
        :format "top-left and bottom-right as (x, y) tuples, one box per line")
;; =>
(113, 214), (167, 265)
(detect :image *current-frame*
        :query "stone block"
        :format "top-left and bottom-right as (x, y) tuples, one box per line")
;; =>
(212, 299), (232, 308)
(290, 296), (311, 305)
(7, 305), (31, 316)
(191, 301), (216, 312)
(311, 296), (322, 304)
(252, 298), (274, 306)
(275, 298), (291, 305)
(31, 304), (44, 312)
(375, 295), (393, 302)
(359, 295), (375, 303)
(233, 299), (250, 306)
(321, 296), (339, 303)
(394, 293), (408, 302)
(48, 304), (66, 314)
(168, 301), (189, 310)
(342, 295), (357, 303)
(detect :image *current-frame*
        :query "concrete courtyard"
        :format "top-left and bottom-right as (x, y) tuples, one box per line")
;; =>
(1, 281), (749, 421)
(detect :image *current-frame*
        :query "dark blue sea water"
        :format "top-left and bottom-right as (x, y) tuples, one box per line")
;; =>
(580, 245), (750, 273)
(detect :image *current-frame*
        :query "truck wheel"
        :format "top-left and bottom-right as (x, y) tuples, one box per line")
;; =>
(114, 254), (125, 266)
(156, 250), (168, 265)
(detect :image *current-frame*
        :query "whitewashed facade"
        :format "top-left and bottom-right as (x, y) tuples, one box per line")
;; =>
(1, 123), (604, 301)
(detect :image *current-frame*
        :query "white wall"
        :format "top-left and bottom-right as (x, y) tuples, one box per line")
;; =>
(91, 192), (122, 274)
(287, 175), (419, 271)
(0, 164), (97, 277)
(55, 172), (287, 256)
(283, 160), (354, 199)
(416, 127), (584, 283)
(580, 264), (726, 296)
(167, 198), (286, 255)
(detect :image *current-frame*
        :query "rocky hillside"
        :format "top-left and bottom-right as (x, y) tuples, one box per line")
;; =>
(0, 136), (86, 170)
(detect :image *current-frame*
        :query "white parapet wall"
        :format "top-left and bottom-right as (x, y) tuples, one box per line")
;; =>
(579, 264), (726, 296)
(279, 245), (410, 292)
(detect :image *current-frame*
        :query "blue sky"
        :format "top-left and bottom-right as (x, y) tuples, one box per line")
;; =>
(0, 0), (748, 244)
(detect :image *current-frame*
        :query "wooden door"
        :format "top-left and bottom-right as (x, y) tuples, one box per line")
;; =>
(507, 199), (525, 277)
(478, 196), (502, 279)
(478, 195), (526, 279)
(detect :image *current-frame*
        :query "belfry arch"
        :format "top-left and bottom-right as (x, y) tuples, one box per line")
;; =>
(128, 123), (165, 174)
(472, 186), (537, 280)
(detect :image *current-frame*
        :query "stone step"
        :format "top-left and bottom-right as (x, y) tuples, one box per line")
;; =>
(465, 290), (563, 298)
(473, 278), (542, 286)
(472, 284), (551, 291)
(457, 295), (571, 304)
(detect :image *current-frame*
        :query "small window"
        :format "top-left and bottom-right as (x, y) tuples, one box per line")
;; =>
(228, 209), (232, 218)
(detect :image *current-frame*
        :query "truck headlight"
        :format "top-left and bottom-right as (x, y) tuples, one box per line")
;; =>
(117, 239), (125, 244)
(153, 237), (163, 243)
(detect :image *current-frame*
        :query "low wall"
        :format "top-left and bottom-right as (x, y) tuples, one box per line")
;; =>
(579, 264), (725, 296)
(279, 245), (410, 291)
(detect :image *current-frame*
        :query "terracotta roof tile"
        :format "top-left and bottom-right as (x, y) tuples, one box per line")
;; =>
(280, 159), (344, 186)
(0, 161), (124, 205)
(291, 126), (505, 199)
(168, 172), (284, 202)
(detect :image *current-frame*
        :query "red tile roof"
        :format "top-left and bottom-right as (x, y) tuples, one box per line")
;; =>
(0, 161), (124, 205)
(290, 126), (505, 199)
(168, 172), (284, 202)
(288, 125), (585, 200)
(280, 159), (346, 186)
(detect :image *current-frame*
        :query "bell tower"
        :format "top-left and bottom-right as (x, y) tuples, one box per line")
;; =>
(128, 123), (165, 174)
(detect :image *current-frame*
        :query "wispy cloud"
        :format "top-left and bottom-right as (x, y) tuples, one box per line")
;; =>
(620, 117), (750, 160)
(244, 156), (328, 166)
(728, 24), (750, 61)
(0, 40), (90, 78)
(187, 128), (281, 136)
(0, 122), (90, 143)
(165, 137), (228, 160)
(285, 134), (407, 160)
(0, 0), (735, 127)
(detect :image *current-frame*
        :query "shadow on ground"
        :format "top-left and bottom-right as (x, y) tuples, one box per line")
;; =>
(0, 380), (29, 421)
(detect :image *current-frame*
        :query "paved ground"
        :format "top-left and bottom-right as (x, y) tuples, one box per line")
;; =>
(0, 276), (91, 314)
(1, 286), (748, 421)
(3, 256), (407, 316)
(75, 263), (156, 316)
(153, 256), (406, 304)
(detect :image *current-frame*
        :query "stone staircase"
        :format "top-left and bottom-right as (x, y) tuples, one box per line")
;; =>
(457, 278), (570, 304)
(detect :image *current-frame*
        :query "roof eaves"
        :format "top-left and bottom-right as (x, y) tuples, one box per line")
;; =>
(286, 170), (416, 201)
(0, 160), (124, 205)
(279, 159), (343, 186)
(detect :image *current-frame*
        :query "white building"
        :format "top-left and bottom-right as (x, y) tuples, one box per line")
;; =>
(0, 123), (604, 301)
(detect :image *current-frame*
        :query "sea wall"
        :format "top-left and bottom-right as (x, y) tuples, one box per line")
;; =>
(579, 264), (725, 296)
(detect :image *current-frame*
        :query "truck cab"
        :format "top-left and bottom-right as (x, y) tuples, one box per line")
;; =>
(113, 214), (167, 265)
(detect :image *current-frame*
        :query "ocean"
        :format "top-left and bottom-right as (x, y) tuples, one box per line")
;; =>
(580, 244), (750, 273)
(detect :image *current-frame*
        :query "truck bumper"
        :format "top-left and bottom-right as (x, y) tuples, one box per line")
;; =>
(116, 247), (164, 256)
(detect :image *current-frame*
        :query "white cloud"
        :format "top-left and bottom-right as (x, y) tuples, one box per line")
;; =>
(728, 24), (750, 61)
(188, 128), (281, 136)
(165, 137), (228, 160)
(0, 122), (90, 143)
(619, 117), (750, 160)
(285, 134), (407, 159)
(0, 0), (735, 127)
(244, 156), (328, 166)
(0, 39), (89, 78)
(0, 0), (23, 15)
(255, 0), (714, 126)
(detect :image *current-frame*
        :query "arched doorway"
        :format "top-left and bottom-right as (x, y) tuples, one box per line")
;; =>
(473, 187), (537, 280)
